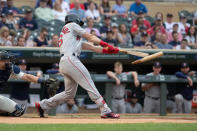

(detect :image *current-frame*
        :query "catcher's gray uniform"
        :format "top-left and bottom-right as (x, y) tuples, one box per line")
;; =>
(111, 72), (128, 113)
(142, 73), (161, 113)
(40, 23), (111, 115)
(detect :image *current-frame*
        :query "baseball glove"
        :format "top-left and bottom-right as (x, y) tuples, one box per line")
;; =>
(43, 77), (59, 97)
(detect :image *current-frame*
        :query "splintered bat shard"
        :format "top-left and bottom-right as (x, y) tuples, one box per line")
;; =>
(132, 51), (164, 64)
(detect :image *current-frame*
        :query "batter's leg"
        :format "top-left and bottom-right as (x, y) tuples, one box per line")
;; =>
(64, 57), (112, 114)
(40, 74), (78, 110)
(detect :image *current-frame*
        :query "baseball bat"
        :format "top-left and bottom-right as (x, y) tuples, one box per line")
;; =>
(119, 49), (149, 57)
(132, 51), (164, 64)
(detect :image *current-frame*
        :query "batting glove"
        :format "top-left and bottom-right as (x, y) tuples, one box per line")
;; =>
(102, 47), (119, 54)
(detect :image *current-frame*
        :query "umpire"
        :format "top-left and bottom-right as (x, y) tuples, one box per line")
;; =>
(141, 62), (162, 113)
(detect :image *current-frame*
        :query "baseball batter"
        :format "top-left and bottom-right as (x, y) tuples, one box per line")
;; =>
(0, 50), (50, 117)
(35, 14), (120, 118)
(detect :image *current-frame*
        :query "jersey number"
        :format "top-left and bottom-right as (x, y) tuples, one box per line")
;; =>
(59, 27), (70, 47)
(59, 34), (63, 47)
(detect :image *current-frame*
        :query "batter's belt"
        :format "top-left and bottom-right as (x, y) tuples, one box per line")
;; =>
(61, 53), (80, 58)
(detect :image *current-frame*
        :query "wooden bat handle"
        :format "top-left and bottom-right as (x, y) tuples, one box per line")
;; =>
(132, 51), (164, 64)
(119, 49), (149, 57)
(119, 49), (128, 54)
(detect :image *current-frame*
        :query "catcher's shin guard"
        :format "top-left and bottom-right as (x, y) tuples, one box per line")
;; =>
(9, 104), (26, 117)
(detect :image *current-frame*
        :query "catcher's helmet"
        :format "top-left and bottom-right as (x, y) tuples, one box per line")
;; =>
(65, 14), (84, 26)
(0, 50), (14, 61)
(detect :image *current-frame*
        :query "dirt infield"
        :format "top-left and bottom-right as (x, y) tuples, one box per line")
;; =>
(0, 114), (197, 124)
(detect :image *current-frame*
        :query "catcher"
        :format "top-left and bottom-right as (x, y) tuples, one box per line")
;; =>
(0, 50), (57, 117)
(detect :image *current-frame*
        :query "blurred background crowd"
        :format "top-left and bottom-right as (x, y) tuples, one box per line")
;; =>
(0, 0), (197, 49)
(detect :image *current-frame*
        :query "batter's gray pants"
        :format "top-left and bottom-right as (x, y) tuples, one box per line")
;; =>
(40, 55), (104, 110)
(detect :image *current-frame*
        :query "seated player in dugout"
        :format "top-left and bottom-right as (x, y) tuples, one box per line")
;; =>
(0, 50), (54, 117)
(56, 99), (78, 114)
(125, 91), (142, 114)
(106, 61), (140, 113)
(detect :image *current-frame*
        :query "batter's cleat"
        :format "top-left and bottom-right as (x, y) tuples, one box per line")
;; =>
(101, 112), (120, 119)
(35, 102), (44, 117)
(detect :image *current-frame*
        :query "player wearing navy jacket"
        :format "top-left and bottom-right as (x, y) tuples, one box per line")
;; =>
(175, 62), (194, 113)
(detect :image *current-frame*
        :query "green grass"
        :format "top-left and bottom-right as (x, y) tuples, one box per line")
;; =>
(1, 124), (197, 131)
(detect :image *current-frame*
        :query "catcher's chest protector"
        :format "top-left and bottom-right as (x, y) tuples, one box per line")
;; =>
(0, 69), (11, 82)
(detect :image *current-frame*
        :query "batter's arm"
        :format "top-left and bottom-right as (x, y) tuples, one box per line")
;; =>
(81, 42), (103, 53)
(82, 33), (101, 45)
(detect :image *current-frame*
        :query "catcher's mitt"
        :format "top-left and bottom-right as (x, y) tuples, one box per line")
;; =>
(43, 77), (59, 97)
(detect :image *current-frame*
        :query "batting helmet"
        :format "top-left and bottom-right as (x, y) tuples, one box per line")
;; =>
(0, 50), (14, 61)
(65, 14), (84, 26)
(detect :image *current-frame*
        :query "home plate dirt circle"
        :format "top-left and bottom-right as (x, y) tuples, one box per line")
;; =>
(0, 114), (197, 124)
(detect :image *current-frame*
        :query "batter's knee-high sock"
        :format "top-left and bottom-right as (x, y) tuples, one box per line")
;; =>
(94, 97), (111, 115)
(0, 95), (17, 113)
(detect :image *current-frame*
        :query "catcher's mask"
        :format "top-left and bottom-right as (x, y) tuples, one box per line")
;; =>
(0, 50), (15, 70)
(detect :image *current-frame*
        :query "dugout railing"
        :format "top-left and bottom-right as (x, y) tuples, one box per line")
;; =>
(1, 47), (197, 65)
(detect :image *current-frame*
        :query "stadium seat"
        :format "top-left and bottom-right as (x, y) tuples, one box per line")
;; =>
(111, 16), (118, 22)
(128, 17), (132, 23)
(83, 22), (87, 28)
(179, 10), (193, 25)
(16, 29), (23, 37)
(145, 16), (155, 24)
(36, 18), (50, 29)
(31, 29), (39, 39)
(20, 6), (34, 14)
(179, 10), (192, 17)
(48, 19), (64, 35)
(94, 22), (103, 28)
(49, 19), (64, 27)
